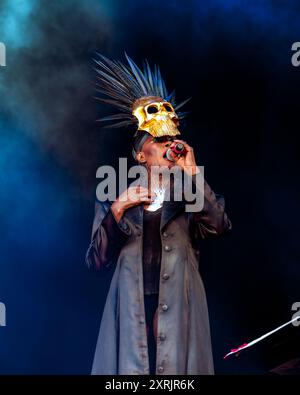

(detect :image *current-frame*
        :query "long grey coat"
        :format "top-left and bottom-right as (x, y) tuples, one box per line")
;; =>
(86, 176), (232, 375)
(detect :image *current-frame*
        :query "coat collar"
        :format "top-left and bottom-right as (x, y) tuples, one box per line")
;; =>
(119, 173), (186, 232)
(123, 197), (185, 232)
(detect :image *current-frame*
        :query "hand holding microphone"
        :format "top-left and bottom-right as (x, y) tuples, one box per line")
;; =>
(164, 139), (200, 177)
(163, 142), (187, 162)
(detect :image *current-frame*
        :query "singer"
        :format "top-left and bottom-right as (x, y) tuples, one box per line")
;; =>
(85, 54), (232, 375)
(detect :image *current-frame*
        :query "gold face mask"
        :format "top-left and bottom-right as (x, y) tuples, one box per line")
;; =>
(132, 96), (180, 138)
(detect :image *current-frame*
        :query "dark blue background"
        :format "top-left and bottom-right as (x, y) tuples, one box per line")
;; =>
(0, 0), (300, 374)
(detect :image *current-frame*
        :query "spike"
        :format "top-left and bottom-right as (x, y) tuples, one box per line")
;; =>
(156, 66), (164, 98)
(95, 97), (132, 113)
(174, 97), (191, 111)
(177, 111), (191, 119)
(98, 113), (132, 122)
(125, 52), (149, 95)
(144, 59), (155, 94)
(166, 90), (175, 103)
(97, 120), (133, 129)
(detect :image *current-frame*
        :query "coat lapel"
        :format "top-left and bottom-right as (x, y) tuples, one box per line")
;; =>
(124, 203), (144, 229)
(123, 199), (185, 232)
(160, 199), (185, 232)
(122, 178), (186, 232)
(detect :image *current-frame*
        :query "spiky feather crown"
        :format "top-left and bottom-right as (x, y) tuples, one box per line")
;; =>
(94, 52), (190, 129)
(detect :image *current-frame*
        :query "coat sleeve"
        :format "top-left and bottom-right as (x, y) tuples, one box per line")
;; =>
(85, 200), (131, 271)
(189, 174), (232, 239)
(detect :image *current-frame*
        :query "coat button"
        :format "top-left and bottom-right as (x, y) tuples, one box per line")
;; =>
(159, 333), (166, 341)
(121, 222), (129, 231)
(157, 365), (164, 373)
(161, 304), (169, 311)
(164, 245), (171, 252)
(162, 273), (169, 281)
(162, 231), (168, 238)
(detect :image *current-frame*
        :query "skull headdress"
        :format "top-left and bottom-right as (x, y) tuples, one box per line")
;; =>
(94, 53), (190, 158)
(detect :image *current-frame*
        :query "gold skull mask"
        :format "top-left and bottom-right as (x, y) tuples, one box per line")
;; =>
(132, 96), (180, 138)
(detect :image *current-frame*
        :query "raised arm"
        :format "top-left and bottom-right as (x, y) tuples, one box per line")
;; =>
(190, 174), (232, 239)
(86, 186), (155, 272)
(85, 200), (132, 272)
(172, 138), (232, 239)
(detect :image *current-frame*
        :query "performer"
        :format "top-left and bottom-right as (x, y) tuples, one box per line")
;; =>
(86, 54), (232, 375)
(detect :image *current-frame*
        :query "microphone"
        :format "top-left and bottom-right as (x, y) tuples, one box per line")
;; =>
(163, 142), (186, 162)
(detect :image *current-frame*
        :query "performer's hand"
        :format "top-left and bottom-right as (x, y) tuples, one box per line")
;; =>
(172, 139), (200, 176)
(111, 186), (155, 222)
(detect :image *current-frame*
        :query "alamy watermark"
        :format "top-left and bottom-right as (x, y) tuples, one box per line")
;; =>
(291, 42), (300, 67)
(96, 160), (205, 212)
(0, 42), (6, 67)
(0, 302), (6, 326)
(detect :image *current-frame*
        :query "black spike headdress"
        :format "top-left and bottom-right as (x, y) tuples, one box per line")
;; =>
(94, 52), (190, 158)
